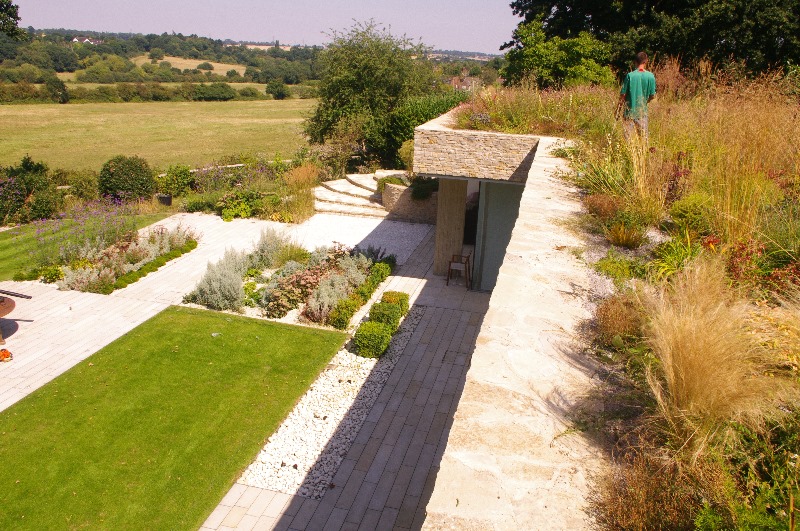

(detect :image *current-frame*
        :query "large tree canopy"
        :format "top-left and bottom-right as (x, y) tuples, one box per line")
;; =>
(0, 0), (25, 40)
(304, 21), (435, 145)
(507, 0), (800, 72)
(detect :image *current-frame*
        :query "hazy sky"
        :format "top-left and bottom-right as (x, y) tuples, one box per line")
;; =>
(15, 1), (519, 54)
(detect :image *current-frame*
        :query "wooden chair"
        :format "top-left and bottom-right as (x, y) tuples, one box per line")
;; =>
(446, 253), (471, 289)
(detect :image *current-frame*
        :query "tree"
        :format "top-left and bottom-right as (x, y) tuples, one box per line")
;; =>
(44, 75), (69, 103)
(506, 0), (800, 72)
(266, 79), (290, 100)
(501, 19), (614, 87)
(148, 47), (164, 60)
(0, 0), (24, 40)
(304, 21), (436, 146)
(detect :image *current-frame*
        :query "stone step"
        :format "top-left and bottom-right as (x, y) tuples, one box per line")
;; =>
(345, 173), (379, 193)
(314, 201), (388, 218)
(321, 178), (382, 202)
(313, 187), (385, 210)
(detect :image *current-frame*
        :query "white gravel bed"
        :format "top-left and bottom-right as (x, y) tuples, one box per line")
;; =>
(239, 305), (425, 499)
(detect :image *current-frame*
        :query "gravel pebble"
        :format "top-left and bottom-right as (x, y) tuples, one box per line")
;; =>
(239, 306), (425, 499)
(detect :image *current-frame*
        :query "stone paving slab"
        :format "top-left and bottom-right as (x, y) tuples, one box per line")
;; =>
(202, 220), (490, 530)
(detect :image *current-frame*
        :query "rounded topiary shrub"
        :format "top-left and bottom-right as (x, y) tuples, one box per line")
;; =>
(353, 321), (392, 358)
(99, 155), (155, 200)
(369, 302), (402, 332)
(381, 291), (409, 316)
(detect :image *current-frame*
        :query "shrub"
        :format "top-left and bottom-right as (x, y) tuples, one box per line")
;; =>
(398, 139), (414, 171)
(304, 273), (349, 323)
(328, 296), (360, 330)
(39, 265), (64, 283)
(369, 302), (402, 332)
(196, 62), (214, 71)
(274, 243), (310, 267)
(410, 176), (439, 200)
(353, 321), (393, 358)
(376, 176), (406, 194)
(643, 257), (784, 457)
(98, 155), (155, 200)
(266, 79), (290, 100)
(604, 222), (647, 249)
(584, 193), (623, 221)
(669, 192), (713, 235)
(216, 189), (265, 221)
(184, 249), (248, 311)
(65, 169), (99, 200)
(251, 228), (290, 269)
(0, 156), (60, 224)
(595, 292), (643, 348)
(649, 230), (702, 281)
(181, 191), (222, 213)
(157, 164), (194, 197)
(193, 82), (236, 101)
(381, 291), (409, 315)
(594, 249), (647, 287)
(237, 87), (261, 99)
(370, 262), (392, 281)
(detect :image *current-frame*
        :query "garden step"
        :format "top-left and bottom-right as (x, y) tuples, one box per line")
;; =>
(313, 187), (385, 210)
(345, 173), (379, 193)
(313, 201), (388, 218)
(321, 179), (382, 202)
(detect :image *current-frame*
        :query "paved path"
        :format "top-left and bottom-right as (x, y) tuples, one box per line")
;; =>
(201, 226), (491, 531)
(0, 213), (432, 413)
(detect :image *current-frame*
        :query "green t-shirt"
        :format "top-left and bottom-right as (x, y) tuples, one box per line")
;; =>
(621, 69), (656, 119)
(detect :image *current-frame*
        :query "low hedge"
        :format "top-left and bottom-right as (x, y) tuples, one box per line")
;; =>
(328, 297), (360, 330)
(110, 239), (197, 292)
(353, 321), (393, 358)
(381, 291), (409, 316)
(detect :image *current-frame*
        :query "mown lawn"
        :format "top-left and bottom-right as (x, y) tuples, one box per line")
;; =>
(0, 212), (171, 281)
(0, 306), (346, 529)
(0, 99), (315, 171)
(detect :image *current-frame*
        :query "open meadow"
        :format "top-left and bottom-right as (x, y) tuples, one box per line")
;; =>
(131, 54), (248, 75)
(0, 99), (315, 171)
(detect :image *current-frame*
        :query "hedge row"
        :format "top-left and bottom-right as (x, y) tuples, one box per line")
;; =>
(110, 239), (198, 293)
(353, 291), (410, 358)
(327, 261), (393, 330)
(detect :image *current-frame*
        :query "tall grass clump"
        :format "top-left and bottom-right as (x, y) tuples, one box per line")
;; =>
(643, 257), (784, 457)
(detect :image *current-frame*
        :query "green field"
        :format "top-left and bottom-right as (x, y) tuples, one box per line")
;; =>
(0, 99), (316, 171)
(0, 306), (346, 529)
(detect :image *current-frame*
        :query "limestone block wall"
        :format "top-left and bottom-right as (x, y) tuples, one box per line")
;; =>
(382, 184), (438, 224)
(413, 110), (539, 182)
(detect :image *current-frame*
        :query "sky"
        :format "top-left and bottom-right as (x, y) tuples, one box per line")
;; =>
(14, 0), (520, 55)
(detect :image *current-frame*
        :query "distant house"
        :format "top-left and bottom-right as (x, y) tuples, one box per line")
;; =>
(72, 37), (103, 45)
(448, 76), (482, 91)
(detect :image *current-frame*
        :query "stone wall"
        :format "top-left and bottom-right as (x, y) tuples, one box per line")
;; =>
(413, 110), (540, 182)
(382, 183), (437, 224)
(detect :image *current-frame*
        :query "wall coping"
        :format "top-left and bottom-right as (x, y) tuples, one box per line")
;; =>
(412, 108), (540, 183)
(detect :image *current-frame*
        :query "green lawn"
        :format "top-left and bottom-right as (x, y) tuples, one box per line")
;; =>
(0, 99), (315, 171)
(0, 212), (171, 281)
(0, 306), (346, 529)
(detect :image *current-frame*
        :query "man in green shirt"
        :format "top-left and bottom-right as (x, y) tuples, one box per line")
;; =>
(616, 52), (656, 142)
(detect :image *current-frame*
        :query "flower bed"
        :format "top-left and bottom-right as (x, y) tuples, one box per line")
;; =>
(185, 230), (397, 328)
(53, 225), (198, 294)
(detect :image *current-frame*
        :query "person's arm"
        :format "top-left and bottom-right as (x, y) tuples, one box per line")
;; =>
(615, 92), (626, 119)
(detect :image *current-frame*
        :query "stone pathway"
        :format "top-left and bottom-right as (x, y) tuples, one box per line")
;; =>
(201, 227), (491, 531)
(0, 213), (432, 413)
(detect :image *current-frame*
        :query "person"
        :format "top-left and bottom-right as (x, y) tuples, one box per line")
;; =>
(616, 51), (656, 142)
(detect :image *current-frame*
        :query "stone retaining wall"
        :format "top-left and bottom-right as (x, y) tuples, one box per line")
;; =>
(413, 111), (539, 182)
(382, 184), (437, 224)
